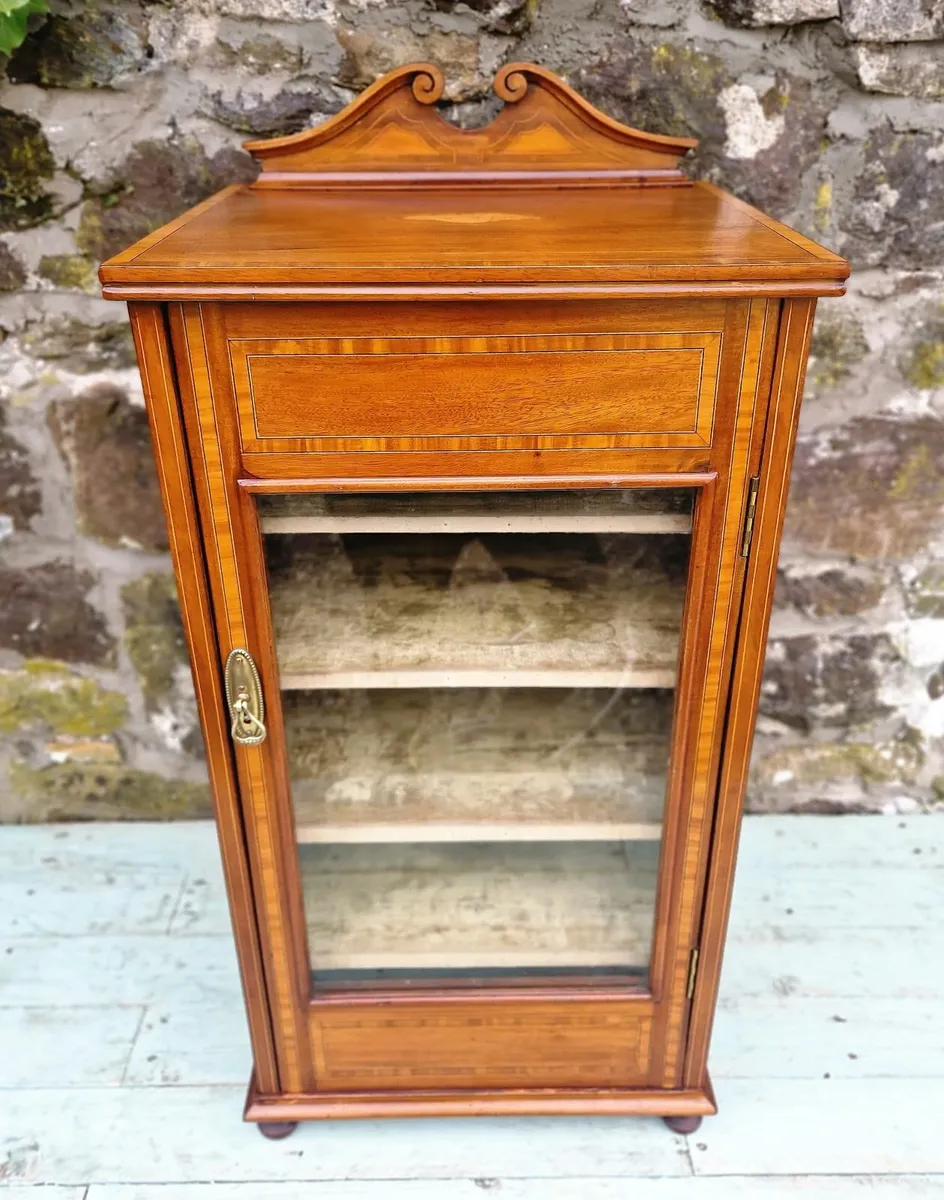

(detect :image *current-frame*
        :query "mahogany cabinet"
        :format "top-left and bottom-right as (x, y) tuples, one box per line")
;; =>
(101, 63), (848, 1135)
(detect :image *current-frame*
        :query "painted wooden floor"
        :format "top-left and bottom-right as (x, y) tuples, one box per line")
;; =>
(1, 815), (942, 1197)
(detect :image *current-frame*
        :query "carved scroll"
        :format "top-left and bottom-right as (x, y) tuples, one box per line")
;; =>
(245, 62), (696, 187)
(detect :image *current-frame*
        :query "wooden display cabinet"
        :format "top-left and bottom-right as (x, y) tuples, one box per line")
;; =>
(101, 62), (848, 1135)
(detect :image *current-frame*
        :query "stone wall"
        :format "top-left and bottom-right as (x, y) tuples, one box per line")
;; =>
(1, 0), (942, 820)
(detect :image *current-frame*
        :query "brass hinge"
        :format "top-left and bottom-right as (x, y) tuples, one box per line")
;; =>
(740, 475), (760, 558)
(686, 948), (700, 1001)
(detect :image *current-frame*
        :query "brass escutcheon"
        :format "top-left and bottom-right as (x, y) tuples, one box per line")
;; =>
(225, 648), (267, 746)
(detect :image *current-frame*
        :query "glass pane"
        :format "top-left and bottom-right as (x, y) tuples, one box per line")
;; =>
(258, 489), (693, 990)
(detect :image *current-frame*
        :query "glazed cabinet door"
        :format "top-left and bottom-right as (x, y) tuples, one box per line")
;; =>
(170, 297), (777, 1100)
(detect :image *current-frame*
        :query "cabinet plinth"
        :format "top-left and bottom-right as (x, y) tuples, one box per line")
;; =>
(105, 61), (847, 1127)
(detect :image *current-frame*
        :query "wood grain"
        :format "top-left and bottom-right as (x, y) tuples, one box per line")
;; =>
(126, 302), (280, 1095)
(99, 183), (848, 293)
(105, 62), (849, 1125)
(244, 62), (695, 184)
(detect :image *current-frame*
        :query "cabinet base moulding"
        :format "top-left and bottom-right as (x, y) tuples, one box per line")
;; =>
(243, 1074), (717, 1122)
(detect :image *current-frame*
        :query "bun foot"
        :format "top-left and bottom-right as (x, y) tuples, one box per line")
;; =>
(258, 1121), (298, 1140)
(664, 1115), (702, 1134)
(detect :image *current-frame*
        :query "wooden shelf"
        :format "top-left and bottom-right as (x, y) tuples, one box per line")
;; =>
(299, 841), (659, 970)
(268, 532), (687, 689)
(259, 489), (693, 535)
(285, 688), (671, 843)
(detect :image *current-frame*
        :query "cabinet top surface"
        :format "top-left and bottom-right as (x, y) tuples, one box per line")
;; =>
(100, 62), (847, 299)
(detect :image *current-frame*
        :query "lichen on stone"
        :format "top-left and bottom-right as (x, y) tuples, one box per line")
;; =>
(905, 565), (944, 619)
(0, 660), (127, 737)
(121, 572), (188, 712)
(807, 310), (869, 391)
(21, 316), (136, 373)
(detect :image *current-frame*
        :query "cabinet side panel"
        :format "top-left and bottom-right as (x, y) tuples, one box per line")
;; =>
(682, 297), (817, 1088)
(127, 301), (279, 1093)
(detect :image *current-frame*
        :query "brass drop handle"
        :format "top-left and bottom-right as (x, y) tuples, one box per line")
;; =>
(225, 649), (267, 746)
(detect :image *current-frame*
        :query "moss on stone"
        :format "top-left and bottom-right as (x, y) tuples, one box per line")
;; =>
(0, 660), (127, 736)
(902, 340), (944, 390)
(8, 760), (212, 821)
(0, 106), (55, 231)
(6, 5), (151, 90)
(121, 573), (188, 712)
(37, 253), (98, 292)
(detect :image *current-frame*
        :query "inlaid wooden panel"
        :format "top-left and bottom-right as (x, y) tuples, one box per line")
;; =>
(230, 331), (720, 452)
(311, 996), (654, 1091)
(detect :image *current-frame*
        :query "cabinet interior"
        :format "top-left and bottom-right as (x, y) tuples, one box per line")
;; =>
(260, 489), (690, 982)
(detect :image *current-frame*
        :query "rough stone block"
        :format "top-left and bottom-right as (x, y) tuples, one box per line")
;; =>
(336, 26), (490, 102)
(841, 128), (944, 268)
(0, 408), (41, 535)
(806, 309), (870, 393)
(0, 564), (116, 666)
(841, 0), (944, 41)
(4, 761), (212, 822)
(899, 303), (944, 390)
(6, 3), (152, 89)
(48, 384), (168, 553)
(760, 634), (902, 732)
(432, 0), (538, 34)
(0, 242), (26, 291)
(748, 733), (925, 813)
(785, 416), (944, 560)
(708, 0), (838, 27)
(77, 138), (257, 264)
(854, 43), (944, 98)
(577, 45), (829, 218)
(774, 564), (886, 617)
(21, 317), (137, 374)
